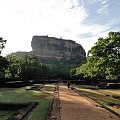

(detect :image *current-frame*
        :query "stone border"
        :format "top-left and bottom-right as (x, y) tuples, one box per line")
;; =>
(46, 83), (61, 120)
(26, 85), (44, 91)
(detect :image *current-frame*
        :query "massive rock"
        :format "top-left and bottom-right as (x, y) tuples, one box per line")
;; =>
(31, 36), (86, 60)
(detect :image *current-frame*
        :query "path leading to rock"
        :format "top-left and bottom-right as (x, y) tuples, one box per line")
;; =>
(59, 83), (120, 120)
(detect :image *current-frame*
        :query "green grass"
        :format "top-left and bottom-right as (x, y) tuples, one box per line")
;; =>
(75, 85), (99, 89)
(0, 110), (15, 120)
(99, 89), (120, 96)
(73, 84), (120, 116)
(0, 84), (55, 120)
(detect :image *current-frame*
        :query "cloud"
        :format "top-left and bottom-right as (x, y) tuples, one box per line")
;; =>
(0, 0), (88, 55)
(0, 0), (120, 56)
(78, 32), (93, 38)
(97, 4), (109, 15)
(84, 0), (104, 5)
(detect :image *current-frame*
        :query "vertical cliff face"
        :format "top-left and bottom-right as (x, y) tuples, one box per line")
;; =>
(31, 36), (86, 60)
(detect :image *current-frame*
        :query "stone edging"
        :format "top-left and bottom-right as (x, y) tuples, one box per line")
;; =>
(46, 83), (61, 120)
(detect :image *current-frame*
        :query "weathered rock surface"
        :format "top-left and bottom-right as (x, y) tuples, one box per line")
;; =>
(31, 36), (86, 60)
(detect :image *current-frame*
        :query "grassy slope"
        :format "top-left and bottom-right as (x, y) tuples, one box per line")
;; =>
(100, 89), (120, 96)
(73, 84), (120, 116)
(0, 84), (55, 120)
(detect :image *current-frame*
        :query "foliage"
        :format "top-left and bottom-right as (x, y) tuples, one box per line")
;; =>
(39, 57), (86, 79)
(76, 32), (120, 80)
(6, 55), (23, 78)
(5, 54), (52, 80)
(69, 68), (77, 79)
(0, 37), (7, 54)
(19, 54), (41, 79)
(3, 47), (86, 79)
(0, 37), (8, 77)
(0, 56), (9, 77)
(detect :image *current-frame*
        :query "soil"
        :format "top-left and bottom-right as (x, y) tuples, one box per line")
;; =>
(59, 83), (120, 120)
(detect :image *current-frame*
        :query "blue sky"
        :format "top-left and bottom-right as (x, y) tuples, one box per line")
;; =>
(0, 0), (120, 55)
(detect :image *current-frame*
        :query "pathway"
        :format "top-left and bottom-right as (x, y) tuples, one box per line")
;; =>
(59, 83), (120, 120)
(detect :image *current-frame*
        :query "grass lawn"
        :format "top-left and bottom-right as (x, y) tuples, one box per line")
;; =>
(0, 110), (15, 120)
(99, 89), (120, 96)
(72, 84), (120, 116)
(0, 84), (55, 120)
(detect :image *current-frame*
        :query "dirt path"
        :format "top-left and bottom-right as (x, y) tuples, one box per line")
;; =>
(59, 83), (120, 120)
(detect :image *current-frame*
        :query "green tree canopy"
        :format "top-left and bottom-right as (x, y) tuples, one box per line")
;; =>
(76, 32), (120, 80)
(6, 54), (24, 78)
(6, 54), (52, 80)
(0, 56), (9, 77)
(0, 37), (7, 54)
(0, 37), (8, 77)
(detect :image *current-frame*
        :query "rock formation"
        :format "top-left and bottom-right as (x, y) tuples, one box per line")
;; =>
(31, 36), (86, 60)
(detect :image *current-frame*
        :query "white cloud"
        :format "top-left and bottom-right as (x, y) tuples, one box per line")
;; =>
(0, 0), (120, 56)
(0, 0), (88, 55)
(86, 0), (103, 4)
(77, 37), (98, 54)
(101, 0), (107, 4)
(97, 4), (109, 15)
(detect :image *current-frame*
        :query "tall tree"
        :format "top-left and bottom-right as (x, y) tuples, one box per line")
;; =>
(76, 32), (120, 80)
(20, 54), (41, 79)
(6, 55), (23, 79)
(0, 56), (9, 77)
(0, 37), (7, 54)
(0, 37), (8, 77)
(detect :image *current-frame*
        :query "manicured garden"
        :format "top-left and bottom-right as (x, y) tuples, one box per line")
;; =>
(72, 84), (120, 116)
(0, 84), (55, 120)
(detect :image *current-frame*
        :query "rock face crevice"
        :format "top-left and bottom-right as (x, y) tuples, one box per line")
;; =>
(31, 36), (86, 60)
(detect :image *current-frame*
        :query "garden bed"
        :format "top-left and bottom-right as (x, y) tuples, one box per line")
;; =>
(0, 102), (38, 120)
(0, 83), (56, 120)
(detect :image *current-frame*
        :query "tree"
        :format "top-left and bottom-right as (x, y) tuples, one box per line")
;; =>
(0, 37), (8, 77)
(0, 56), (9, 77)
(20, 54), (51, 80)
(76, 32), (120, 80)
(5, 53), (53, 80)
(0, 37), (7, 54)
(6, 55), (23, 79)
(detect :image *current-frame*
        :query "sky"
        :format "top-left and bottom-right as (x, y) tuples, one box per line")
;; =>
(0, 0), (120, 56)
